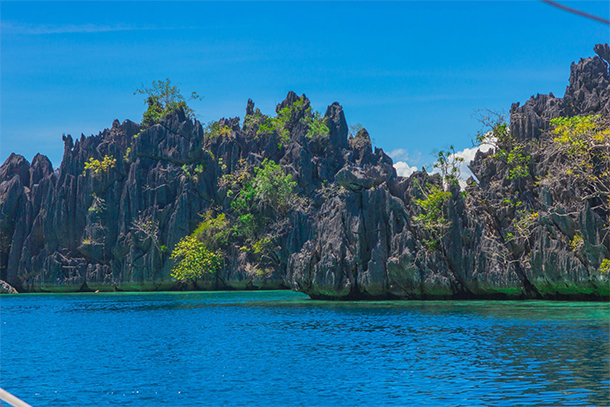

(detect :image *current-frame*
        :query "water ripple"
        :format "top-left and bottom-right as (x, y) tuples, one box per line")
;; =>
(1, 291), (608, 406)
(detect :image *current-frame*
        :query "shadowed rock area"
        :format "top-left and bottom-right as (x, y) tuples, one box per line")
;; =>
(1, 45), (608, 299)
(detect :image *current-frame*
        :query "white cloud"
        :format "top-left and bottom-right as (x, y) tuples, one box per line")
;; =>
(390, 148), (421, 177)
(394, 161), (418, 177)
(390, 141), (495, 184)
(452, 143), (494, 188)
(418, 142), (495, 188)
(388, 148), (410, 162)
(389, 148), (423, 165)
(2, 21), (194, 35)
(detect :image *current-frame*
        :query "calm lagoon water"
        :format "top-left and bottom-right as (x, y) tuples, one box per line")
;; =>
(1, 291), (609, 407)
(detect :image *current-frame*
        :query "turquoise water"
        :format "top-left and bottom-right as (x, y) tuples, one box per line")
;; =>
(1, 291), (609, 406)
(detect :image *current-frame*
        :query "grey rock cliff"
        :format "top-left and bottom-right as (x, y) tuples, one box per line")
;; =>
(1, 45), (608, 298)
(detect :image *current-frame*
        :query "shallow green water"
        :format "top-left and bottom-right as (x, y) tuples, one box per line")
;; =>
(1, 291), (608, 406)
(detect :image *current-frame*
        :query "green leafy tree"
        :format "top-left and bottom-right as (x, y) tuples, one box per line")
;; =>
(252, 237), (273, 254)
(227, 159), (297, 241)
(243, 108), (264, 132)
(83, 155), (116, 176)
(256, 108), (291, 145)
(549, 115), (609, 195)
(251, 96), (329, 146)
(192, 212), (231, 250)
(169, 210), (233, 282)
(569, 234), (584, 251)
(545, 114), (610, 237)
(474, 110), (530, 180)
(413, 144), (463, 251)
(433, 145), (464, 187)
(305, 110), (330, 139)
(229, 159), (296, 216)
(414, 183), (452, 251)
(134, 78), (202, 129)
(206, 121), (231, 139)
(600, 258), (610, 274)
(170, 235), (222, 282)
(252, 159), (297, 214)
(88, 193), (106, 214)
(474, 110), (510, 147)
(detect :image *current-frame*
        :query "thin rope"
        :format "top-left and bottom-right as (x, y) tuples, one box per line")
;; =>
(540, 0), (610, 25)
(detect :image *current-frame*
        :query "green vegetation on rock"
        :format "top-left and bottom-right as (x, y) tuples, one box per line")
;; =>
(304, 110), (329, 139)
(599, 258), (610, 274)
(413, 145), (464, 251)
(251, 159), (297, 214)
(170, 159), (296, 282)
(182, 163), (205, 180)
(433, 145), (463, 187)
(135, 78), (202, 129)
(256, 108), (290, 145)
(83, 155), (116, 176)
(549, 115), (609, 201)
(206, 121), (231, 139)
(170, 234), (222, 282)
(569, 234), (584, 251)
(476, 113), (531, 180)
(415, 184), (452, 251)
(88, 193), (106, 214)
(250, 96), (329, 147)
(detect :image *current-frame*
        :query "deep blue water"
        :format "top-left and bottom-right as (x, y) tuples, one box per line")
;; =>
(1, 291), (609, 407)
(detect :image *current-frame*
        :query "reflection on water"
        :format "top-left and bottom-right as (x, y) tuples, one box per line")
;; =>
(2, 291), (609, 406)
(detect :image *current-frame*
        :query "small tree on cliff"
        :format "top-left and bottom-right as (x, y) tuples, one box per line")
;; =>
(134, 78), (202, 128)
(473, 110), (531, 181)
(432, 145), (464, 188)
(413, 144), (464, 251)
(544, 114), (610, 240)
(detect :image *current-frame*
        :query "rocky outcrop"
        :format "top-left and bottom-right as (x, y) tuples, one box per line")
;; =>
(510, 43), (610, 141)
(0, 280), (18, 294)
(0, 45), (608, 299)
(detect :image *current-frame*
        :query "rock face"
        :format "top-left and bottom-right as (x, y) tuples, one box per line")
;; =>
(1, 45), (608, 299)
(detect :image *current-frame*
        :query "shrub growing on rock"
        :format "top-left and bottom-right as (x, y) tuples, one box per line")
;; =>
(170, 235), (222, 282)
(83, 155), (116, 176)
(134, 78), (202, 129)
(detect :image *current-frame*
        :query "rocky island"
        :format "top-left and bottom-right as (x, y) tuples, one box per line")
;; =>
(1, 44), (608, 300)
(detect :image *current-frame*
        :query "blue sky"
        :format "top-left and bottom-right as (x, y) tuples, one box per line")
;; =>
(1, 1), (609, 170)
